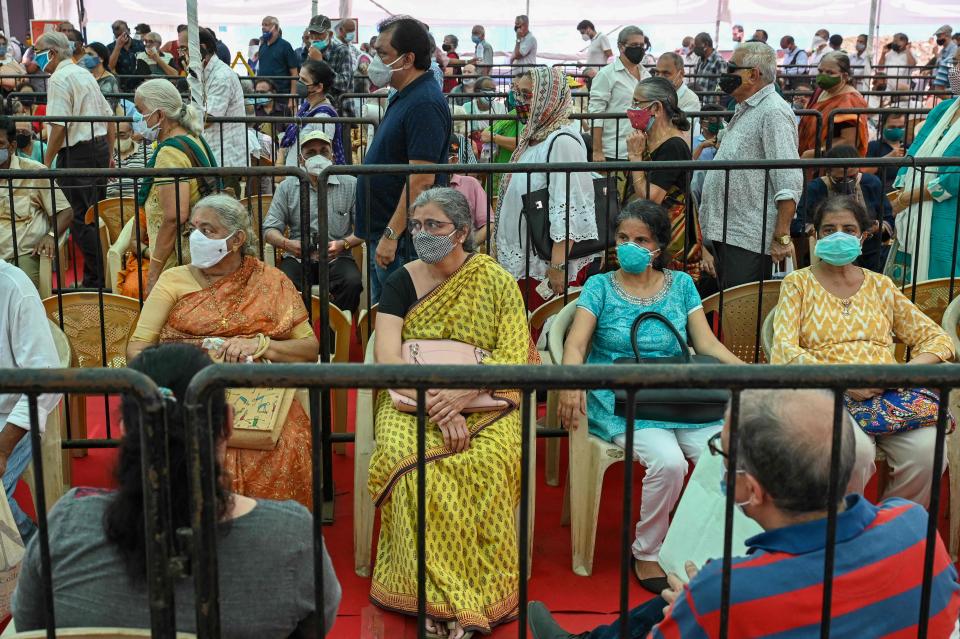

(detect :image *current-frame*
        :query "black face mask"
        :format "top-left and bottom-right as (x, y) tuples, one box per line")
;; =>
(623, 46), (645, 64)
(832, 177), (856, 195)
(890, 43), (902, 53)
(937, 37), (947, 46)
(718, 73), (743, 95)
(15, 132), (31, 149)
(693, 46), (706, 58)
(442, 43), (452, 52)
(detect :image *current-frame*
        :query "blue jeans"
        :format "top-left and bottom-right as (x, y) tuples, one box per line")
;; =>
(368, 237), (410, 304)
(587, 596), (666, 639)
(2, 434), (36, 541)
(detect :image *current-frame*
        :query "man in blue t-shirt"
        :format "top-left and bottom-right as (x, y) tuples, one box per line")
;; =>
(257, 15), (300, 100)
(356, 17), (452, 301)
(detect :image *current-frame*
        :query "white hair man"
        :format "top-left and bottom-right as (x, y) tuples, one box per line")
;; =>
(698, 42), (802, 288)
(35, 30), (115, 288)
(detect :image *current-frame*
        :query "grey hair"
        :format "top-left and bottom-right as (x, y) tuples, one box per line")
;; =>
(134, 79), (204, 137)
(191, 194), (256, 257)
(263, 15), (279, 27)
(146, 32), (162, 43)
(637, 76), (690, 131)
(736, 41), (777, 85)
(736, 389), (856, 514)
(36, 31), (72, 60)
(618, 25), (644, 47)
(410, 187), (475, 251)
(516, 15), (529, 25)
(821, 50), (852, 76)
(658, 51), (684, 71)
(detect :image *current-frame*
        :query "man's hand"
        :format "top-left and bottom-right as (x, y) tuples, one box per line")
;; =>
(661, 561), (699, 616)
(307, 46), (323, 62)
(479, 129), (493, 143)
(769, 236), (793, 263)
(146, 47), (161, 62)
(376, 237), (398, 269)
(284, 239), (303, 258)
(592, 149), (605, 163)
(32, 235), (56, 258)
(546, 267), (565, 295)
(886, 144), (905, 158)
(848, 388), (884, 402)
(327, 239), (343, 258)
(700, 249), (716, 278)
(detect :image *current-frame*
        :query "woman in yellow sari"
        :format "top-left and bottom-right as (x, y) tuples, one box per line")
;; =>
(370, 188), (536, 639)
(127, 193), (319, 509)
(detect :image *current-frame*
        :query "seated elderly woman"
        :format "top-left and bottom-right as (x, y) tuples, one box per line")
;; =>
(370, 187), (536, 639)
(13, 343), (341, 636)
(558, 200), (742, 594)
(126, 193), (319, 509)
(772, 195), (955, 508)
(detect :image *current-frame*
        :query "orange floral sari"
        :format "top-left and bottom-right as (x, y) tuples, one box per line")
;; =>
(159, 257), (314, 509)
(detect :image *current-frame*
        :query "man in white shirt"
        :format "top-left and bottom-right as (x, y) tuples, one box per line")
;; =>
(808, 28), (830, 66)
(36, 31), (115, 289)
(588, 25), (649, 163)
(577, 20), (613, 79)
(878, 32), (916, 93)
(779, 35), (809, 89)
(655, 52), (702, 143)
(182, 28), (247, 195)
(136, 32), (175, 76)
(0, 258), (61, 541)
(849, 33), (873, 92)
(679, 36), (699, 85)
(511, 15), (537, 72)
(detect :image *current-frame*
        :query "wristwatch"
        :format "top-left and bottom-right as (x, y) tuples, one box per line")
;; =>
(775, 234), (792, 246)
(382, 226), (401, 241)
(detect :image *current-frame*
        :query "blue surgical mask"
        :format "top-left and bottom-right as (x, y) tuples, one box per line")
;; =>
(883, 127), (905, 142)
(80, 54), (99, 70)
(0, 46), (8, 57)
(33, 50), (50, 71)
(617, 242), (657, 274)
(719, 467), (751, 509)
(0, 148), (9, 165)
(344, 32), (356, 43)
(815, 231), (862, 266)
(311, 38), (328, 52)
(472, 35), (482, 44)
(261, 30), (272, 40)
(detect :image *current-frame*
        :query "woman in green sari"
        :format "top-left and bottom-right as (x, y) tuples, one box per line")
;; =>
(370, 188), (536, 638)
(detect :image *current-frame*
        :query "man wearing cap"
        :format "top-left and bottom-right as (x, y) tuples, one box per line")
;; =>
(933, 25), (957, 91)
(262, 130), (362, 313)
(305, 15), (356, 116)
(257, 16), (300, 100)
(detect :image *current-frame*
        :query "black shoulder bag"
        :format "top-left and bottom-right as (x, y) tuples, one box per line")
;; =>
(613, 311), (730, 423)
(520, 131), (619, 262)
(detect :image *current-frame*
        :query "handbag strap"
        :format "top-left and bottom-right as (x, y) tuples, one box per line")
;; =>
(519, 130), (579, 243)
(629, 311), (691, 364)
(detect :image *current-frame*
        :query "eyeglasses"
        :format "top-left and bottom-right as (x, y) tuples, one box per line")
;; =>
(630, 99), (654, 109)
(726, 63), (756, 74)
(707, 432), (728, 459)
(407, 218), (454, 234)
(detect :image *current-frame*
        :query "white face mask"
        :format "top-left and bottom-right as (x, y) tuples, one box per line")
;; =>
(189, 228), (236, 269)
(581, 33), (590, 42)
(304, 153), (331, 176)
(367, 54), (404, 87)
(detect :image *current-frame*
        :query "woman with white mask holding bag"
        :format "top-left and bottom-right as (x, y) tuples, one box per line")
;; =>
(133, 79), (219, 295)
(126, 193), (319, 509)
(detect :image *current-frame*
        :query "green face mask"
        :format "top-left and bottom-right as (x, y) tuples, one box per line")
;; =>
(816, 73), (842, 90)
(706, 121), (722, 134)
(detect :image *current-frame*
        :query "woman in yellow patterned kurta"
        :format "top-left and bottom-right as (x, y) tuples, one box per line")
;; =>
(370, 188), (536, 638)
(772, 195), (954, 507)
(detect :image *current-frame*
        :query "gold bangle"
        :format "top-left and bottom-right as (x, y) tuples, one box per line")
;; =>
(252, 333), (271, 360)
(149, 256), (165, 265)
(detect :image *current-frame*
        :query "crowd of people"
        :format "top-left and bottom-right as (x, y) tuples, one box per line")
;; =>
(0, 10), (958, 639)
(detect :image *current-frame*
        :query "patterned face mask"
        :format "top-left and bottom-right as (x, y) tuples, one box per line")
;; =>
(950, 64), (960, 96)
(412, 228), (457, 264)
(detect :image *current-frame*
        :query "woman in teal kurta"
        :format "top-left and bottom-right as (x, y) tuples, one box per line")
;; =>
(890, 91), (960, 282)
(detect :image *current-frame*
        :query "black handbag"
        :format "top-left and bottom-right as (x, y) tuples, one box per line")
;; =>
(613, 311), (730, 423)
(520, 131), (619, 262)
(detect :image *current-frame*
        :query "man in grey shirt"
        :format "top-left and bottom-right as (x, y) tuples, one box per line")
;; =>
(263, 130), (363, 313)
(470, 24), (494, 74)
(511, 15), (538, 73)
(699, 42), (802, 288)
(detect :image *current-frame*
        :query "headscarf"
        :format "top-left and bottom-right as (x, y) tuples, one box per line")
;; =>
(495, 67), (573, 212)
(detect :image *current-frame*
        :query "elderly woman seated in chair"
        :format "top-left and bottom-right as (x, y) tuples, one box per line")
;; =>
(771, 195), (955, 508)
(370, 187), (536, 638)
(126, 193), (319, 510)
(558, 199), (742, 594)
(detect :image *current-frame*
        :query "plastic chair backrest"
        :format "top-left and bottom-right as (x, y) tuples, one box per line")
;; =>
(529, 289), (581, 334)
(310, 298), (351, 363)
(700, 280), (783, 363)
(84, 197), (135, 244)
(547, 299), (580, 367)
(943, 295), (960, 361)
(41, 293), (142, 368)
(760, 308), (776, 361)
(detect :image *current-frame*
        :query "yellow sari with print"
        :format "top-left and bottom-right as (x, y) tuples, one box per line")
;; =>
(368, 253), (537, 634)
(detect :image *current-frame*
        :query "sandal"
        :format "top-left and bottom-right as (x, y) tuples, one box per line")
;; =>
(634, 558), (670, 595)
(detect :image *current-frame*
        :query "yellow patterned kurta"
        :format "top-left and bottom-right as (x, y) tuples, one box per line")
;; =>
(771, 267), (954, 365)
(368, 253), (536, 634)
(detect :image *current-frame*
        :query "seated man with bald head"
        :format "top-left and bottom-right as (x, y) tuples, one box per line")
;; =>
(528, 389), (960, 639)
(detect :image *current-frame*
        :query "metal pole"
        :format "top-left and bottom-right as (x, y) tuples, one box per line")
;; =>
(867, 0), (880, 62)
(312, 0), (318, 17)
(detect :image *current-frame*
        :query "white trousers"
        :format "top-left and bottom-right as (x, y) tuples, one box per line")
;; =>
(613, 425), (722, 561)
(849, 425), (948, 508)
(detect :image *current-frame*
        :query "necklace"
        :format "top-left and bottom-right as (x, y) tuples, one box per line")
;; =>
(839, 297), (853, 317)
(612, 270), (672, 306)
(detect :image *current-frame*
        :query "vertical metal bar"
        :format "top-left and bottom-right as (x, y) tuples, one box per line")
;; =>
(518, 391), (531, 639)
(619, 390), (636, 639)
(27, 395), (55, 639)
(818, 390), (845, 639)
(416, 387), (427, 639)
(916, 386), (950, 639)
(719, 389), (741, 639)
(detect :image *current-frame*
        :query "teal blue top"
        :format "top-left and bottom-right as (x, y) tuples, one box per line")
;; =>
(577, 269), (721, 442)
(17, 140), (46, 164)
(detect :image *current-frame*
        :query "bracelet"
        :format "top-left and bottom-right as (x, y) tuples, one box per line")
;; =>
(342, 238), (351, 251)
(252, 333), (271, 360)
(149, 256), (165, 265)
(548, 262), (566, 272)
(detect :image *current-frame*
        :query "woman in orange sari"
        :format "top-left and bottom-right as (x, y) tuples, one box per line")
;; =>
(126, 193), (319, 509)
(799, 51), (869, 158)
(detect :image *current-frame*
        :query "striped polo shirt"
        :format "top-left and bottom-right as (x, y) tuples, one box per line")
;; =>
(652, 495), (960, 638)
